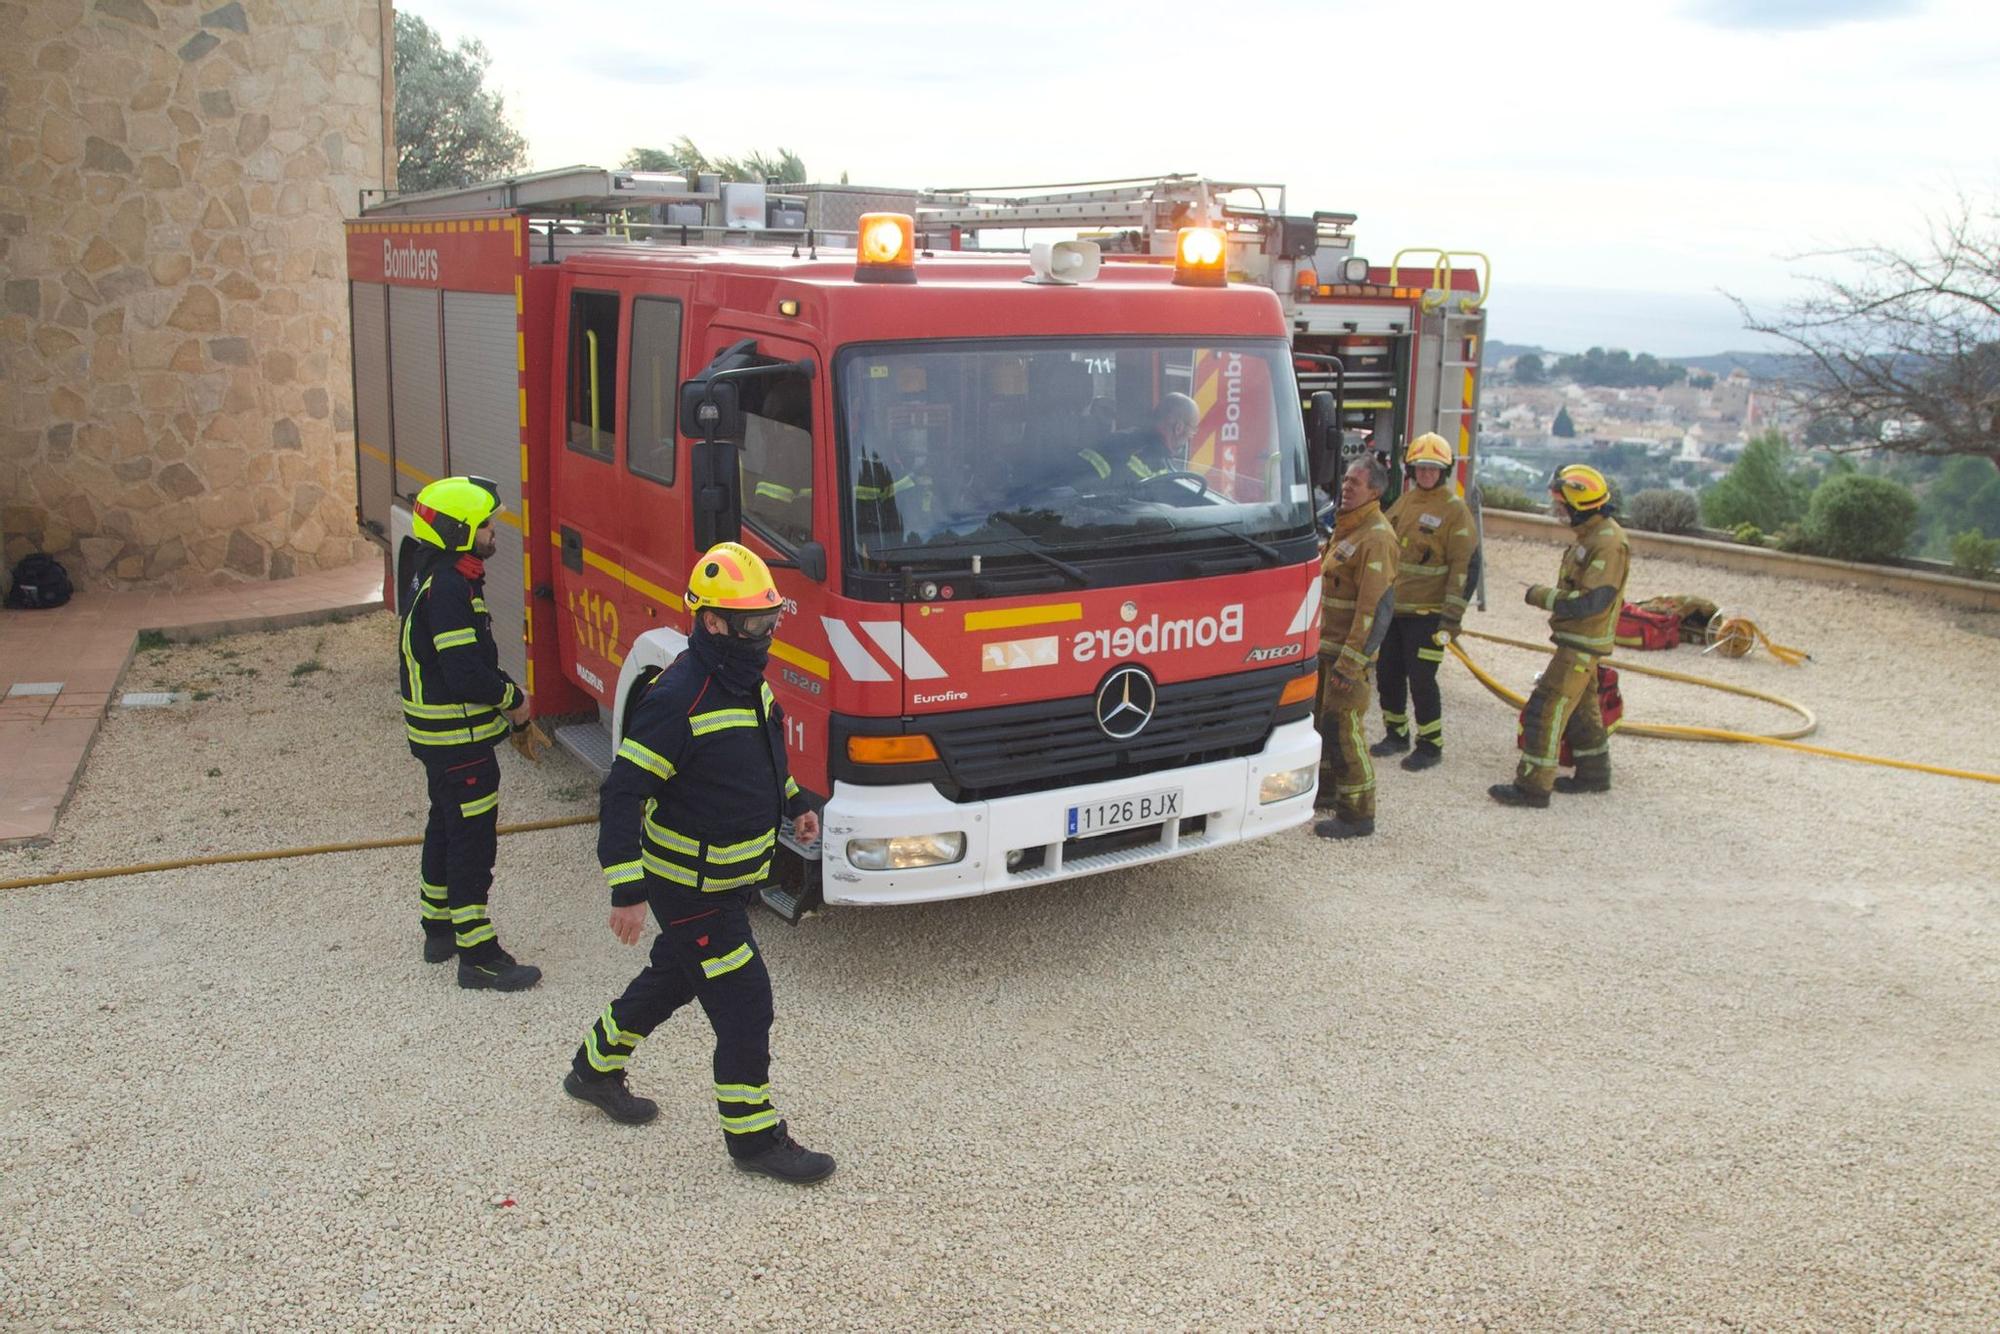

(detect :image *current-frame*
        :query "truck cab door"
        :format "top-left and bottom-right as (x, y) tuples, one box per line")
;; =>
(718, 331), (834, 801)
(550, 282), (628, 705)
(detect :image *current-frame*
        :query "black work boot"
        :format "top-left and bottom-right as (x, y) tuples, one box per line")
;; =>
(1487, 782), (1551, 809)
(458, 948), (542, 992)
(1368, 731), (1410, 757)
(732, 1121), (836, 1185)
(564, 1068), (659, 1125)
(1313, 815), (1376, 840)
(1400, 744), (1443, 772)
(1554, 770), (1611, 794)
(422, 932), (454, 964)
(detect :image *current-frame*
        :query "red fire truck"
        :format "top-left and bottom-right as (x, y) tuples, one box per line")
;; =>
(345, 168), (1481, 918)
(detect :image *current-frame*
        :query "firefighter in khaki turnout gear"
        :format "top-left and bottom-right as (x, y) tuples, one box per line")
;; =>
(1372, 433), (1479, 771)
(1314, 457), (1399, 840)
(1491, 464), (1631, 808)
(563, 542), (835, 1186)
(400, 476), (541, 990)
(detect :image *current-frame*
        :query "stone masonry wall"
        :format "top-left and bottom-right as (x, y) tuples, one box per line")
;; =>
(0, 0), (389, 587)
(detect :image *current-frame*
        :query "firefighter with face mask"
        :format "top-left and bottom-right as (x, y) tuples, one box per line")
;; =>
(1371, 433), (1479, 771)
(400, 476), (540, 990)
(1490, 464), (1631, 808)
(1313, 456), (1399, 839)
(563, 542), (834, 1186)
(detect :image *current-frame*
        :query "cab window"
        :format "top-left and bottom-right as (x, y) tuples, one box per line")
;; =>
(740, 370), (814, 549)
(566, 289), (619, 459)
(627, 298), (681, 484)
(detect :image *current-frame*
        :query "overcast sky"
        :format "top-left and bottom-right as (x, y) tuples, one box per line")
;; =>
(402, 0), (1995, 351)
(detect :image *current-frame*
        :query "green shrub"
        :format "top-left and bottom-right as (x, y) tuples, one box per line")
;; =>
(1951, 529), (2000, 579)
(1731, 521), (1765, 545)
(1701, 431), (1809, 532)
(1481, 483), (1539, 513)
(1801, 473), (1919, 563)
(1624, 488), (1701, 535)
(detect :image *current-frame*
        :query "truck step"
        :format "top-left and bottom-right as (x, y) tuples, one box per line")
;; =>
(553, 720), (615, 774)
(758, 883), (811, 924)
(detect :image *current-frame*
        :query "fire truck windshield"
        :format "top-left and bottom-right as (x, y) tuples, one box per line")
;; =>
(837, 339), (1313, 580)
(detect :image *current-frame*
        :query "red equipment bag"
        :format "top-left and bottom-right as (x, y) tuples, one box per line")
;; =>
(1615, 603), (1680, 650)
(1516, 665), (1624, 766)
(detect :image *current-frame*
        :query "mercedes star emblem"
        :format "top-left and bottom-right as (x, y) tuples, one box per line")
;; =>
(1094, 665), (1157, 740)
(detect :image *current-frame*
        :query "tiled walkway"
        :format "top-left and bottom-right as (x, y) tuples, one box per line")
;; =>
(0, 559), (385, 845)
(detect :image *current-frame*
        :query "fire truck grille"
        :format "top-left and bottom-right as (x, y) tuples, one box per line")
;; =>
(924, 671), (1290, 801)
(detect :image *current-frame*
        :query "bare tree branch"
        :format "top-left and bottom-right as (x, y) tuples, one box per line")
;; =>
(1726, 196), (2000, 468)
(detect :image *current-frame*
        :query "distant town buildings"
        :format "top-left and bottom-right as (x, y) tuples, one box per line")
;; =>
(1480, 359), (1773, 489)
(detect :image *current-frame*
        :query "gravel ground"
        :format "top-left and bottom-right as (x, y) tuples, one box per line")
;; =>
(1, 536), (1995, 1331)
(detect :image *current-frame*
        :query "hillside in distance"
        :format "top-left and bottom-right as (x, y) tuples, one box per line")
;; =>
(1485, 339), (1796, 382)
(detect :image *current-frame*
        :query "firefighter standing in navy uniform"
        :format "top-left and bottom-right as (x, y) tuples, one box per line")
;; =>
(563, 541), (835, 1186)
(400, 476), (542, 990)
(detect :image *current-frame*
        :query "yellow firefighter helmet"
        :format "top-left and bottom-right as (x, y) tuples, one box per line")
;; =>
(412, 476), (502, 552)
(685, 541), (782, 614)
(1405, 432), (1453, 471)
(1550, 464), (1612, 512)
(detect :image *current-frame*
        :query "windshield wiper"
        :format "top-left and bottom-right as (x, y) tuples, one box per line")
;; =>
(984, 516), (1090, 586)
(864, 538), (1088, 587)
(993, 539), (1089, 586)
(1204, 523), (1285, 566)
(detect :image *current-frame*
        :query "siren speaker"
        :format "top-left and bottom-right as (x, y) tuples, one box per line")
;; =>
(1026, 240), (1102, 285)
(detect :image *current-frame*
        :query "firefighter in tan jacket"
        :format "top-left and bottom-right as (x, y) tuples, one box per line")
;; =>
(1314, 457), (1399, 840)
(1491, 464), (1631, 808)
(1371, 433), (1479, 771)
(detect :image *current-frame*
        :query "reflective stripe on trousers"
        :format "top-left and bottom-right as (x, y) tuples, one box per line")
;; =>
(1515, 647), (1608, 794)
(1316, 667), (1376, 821)
(571, 890), (783, 1156)
(418, 748), (504, 960)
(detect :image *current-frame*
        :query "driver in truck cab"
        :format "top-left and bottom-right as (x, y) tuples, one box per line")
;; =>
(1073, 391), (1199, 488)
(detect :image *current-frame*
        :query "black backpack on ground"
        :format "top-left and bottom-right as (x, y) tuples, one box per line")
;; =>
(4, 553), (73, 610)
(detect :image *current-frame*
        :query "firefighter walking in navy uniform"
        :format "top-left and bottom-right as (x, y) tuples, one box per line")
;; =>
(1491, 464), (1631, 808)
(563, 541), (835, 1186)
(400, 476), (541, 990)
(1371, 432), (1480, 770)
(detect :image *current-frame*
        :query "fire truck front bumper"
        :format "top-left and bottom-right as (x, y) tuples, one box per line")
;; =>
(818, 717), (1321, 907)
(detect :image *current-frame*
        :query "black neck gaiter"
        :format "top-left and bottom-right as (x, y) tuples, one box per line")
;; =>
(690, 619), (770, 696)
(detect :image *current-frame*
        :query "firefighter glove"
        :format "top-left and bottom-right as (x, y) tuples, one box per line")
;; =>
(510, 719), (552, 764)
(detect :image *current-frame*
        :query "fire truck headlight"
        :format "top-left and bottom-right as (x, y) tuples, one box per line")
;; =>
(1173, 226), (1228, 288)
(1259, 763), (1317, 805)
(845, 832), (967, 871)
(1342, 256), (1370, 283)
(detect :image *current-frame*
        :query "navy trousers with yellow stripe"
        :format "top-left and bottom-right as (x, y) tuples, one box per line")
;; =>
(573, 885), (781, 1157)
(1377, 613), (1447, 751)
(418, 746), (504, 963)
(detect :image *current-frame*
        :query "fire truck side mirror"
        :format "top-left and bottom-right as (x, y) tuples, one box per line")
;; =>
(680, 378), (745, 443)
(683, 378), (748, 548)
(690, 439), (744, 551)
(1306, 391), (1340, 488)
(768, 540), (828, 583)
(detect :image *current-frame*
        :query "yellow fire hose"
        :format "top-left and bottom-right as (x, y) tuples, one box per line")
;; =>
(1453, 629), (2000, 785)
(0, 815), (597, 893)
(7, 633), (1997, 895)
